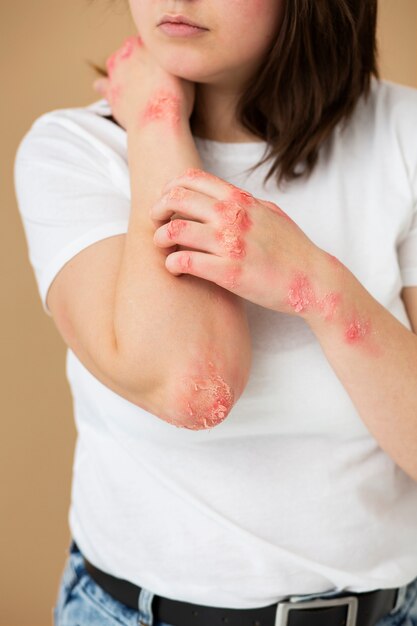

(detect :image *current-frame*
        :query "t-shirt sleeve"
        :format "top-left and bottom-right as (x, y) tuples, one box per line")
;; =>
(394, 85), (417, 287)
(399, 220), (417, 287)
(14, 113), (130, 317)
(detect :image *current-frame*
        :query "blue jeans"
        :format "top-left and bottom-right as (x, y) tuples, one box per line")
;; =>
(53, 539), (417, 626)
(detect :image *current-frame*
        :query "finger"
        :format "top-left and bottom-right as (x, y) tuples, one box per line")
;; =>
(154, 219), (220, 255)
(106, 51), (118, 78)
(150, 187), (214, 223)
(118, 35), (141, 59)
(105, 35), (141, 77)
(151, 186), (256, 238)
(155, 218), (248, 261)
(165, 250), (243, 291)
(163, 168), (256, 209)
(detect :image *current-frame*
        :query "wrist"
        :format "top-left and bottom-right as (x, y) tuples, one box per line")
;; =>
(126, 112), (202, 222)
(297, 248), (351, 330)
(126, 112), (196, 160)
(126, 100), (192, 136)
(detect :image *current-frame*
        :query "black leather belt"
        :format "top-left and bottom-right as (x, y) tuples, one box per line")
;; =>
(78, 542), (400, 626)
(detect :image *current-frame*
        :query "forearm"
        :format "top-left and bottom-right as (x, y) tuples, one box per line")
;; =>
(113, 117), (251, 429)
(302, 250), (417, 482)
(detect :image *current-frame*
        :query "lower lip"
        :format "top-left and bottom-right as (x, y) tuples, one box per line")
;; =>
(158, 23), (208, 37)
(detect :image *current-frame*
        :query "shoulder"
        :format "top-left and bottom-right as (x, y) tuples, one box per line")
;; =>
(365, 77), (417, 131)
(371, 79), (417, 180)
(14, 99), (125, 182)
(341, 78), (417, 179)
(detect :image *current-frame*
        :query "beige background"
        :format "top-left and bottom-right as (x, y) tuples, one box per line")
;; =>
(1, 1), (416, 624)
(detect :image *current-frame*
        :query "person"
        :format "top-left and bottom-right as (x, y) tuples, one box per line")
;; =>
(13, 0), (417, 625)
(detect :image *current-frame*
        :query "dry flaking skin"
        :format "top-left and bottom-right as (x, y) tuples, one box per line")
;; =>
(140, 90), (182, 129)
(165, 360), (235, 430)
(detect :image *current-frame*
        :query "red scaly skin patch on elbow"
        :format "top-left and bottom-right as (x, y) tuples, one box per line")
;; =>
(140, 90), (182, 131)
(176, 361), (235, 430)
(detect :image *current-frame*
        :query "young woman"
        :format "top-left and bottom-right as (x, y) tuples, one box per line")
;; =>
(14, 1), (417, 625)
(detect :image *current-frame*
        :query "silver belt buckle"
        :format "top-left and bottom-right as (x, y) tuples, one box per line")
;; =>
(275, 595), (359, 626)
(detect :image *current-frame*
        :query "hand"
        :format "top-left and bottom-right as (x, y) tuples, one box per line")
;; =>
(92, 35), (196, 131)
(149, 168), (333, 316)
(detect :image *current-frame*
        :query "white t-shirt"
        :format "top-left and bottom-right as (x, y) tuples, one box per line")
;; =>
(14, 77), (417, 609)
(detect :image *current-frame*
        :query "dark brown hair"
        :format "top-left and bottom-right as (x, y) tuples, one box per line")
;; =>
(88, 0), (379, 189)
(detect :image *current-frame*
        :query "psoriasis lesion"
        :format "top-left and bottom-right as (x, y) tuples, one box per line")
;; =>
(286, 271), (342, 322)
(140, 90), (183, 130)
(167, 219), (187, 240)
(287, 259), (382, 356)
(342, 309), (382, 356)
(162, 358), (235, 430)
(212, 198), (254, 260)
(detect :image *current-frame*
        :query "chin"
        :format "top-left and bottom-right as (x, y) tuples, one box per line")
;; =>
(157, 51), (213, 81)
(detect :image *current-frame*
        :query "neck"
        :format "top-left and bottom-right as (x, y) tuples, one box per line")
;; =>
(190, 82), (263, 143)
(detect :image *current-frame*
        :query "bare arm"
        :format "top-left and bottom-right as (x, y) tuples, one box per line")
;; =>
(113, 115), (252, 430)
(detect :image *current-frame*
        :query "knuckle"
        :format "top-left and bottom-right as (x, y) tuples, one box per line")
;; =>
(167, 186), (188, 202)
(183, 167), (202, 179)
(167, 219), (187, 239)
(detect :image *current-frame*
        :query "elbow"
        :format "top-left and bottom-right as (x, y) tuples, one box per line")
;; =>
(158, 356), (250, 431)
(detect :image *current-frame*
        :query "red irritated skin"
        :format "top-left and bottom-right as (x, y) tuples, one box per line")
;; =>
(93, 44), (251, 432)
(93, 35), (195, 131)
(148, 164), (417, 479)
(159, 346), (246, 431)
(150, 167), (383, 359)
